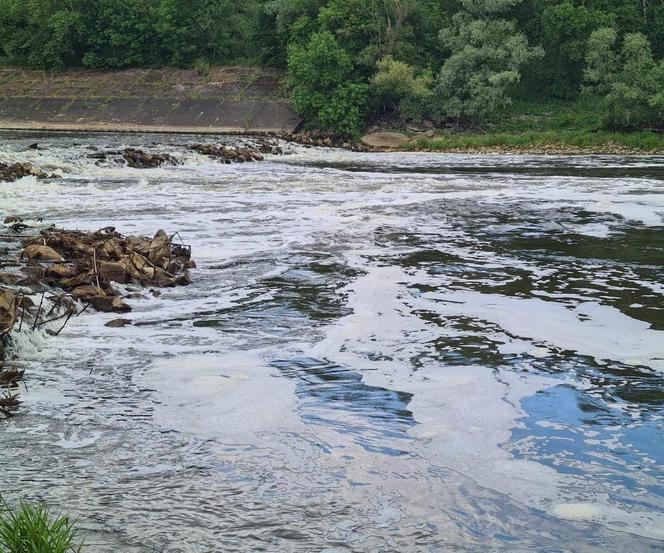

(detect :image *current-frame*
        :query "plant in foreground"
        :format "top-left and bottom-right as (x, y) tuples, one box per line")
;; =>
(0, 499), (83, 553)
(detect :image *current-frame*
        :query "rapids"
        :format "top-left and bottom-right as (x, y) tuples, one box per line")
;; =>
(1, 131), (663, 552)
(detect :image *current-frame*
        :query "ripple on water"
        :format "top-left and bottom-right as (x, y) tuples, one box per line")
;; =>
(0, 131), (663, 551)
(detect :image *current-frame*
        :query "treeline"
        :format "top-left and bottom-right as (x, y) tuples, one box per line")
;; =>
(1, 0), (663, 135)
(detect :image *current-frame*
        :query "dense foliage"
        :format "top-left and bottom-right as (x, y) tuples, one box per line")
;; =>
(585, 28), (664, 130)
(1, 0), (663, 135)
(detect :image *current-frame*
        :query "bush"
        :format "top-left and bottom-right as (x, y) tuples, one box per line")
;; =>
(287, 31), (368, 137)
(370, 56), (433, 122)
(0, 499), (83, 553)
(585, 28), (664, 130)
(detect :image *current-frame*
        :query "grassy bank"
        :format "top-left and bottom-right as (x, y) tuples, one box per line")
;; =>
(402, 98), (664, 154)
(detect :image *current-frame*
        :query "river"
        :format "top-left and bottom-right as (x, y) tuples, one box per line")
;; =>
(1, 132), (663, 552)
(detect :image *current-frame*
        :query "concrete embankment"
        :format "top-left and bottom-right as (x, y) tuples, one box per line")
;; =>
(0, 67), (302, 134)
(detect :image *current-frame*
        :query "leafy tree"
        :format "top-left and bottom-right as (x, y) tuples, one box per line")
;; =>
(370, 56), (433, 121)
(287, 31), (368, 136)
(585, 28), (664, 129)
(434, 0), (543, 125)
(537, 1), (614, 97)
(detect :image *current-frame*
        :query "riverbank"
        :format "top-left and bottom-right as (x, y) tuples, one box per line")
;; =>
(402, 130), (664, 155)
(400, 98), (664, 155)
(2, 68), (663, 154)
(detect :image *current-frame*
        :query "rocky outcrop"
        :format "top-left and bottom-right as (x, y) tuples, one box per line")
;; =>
(20, 227), (195, 300)
(88, 148), (178, 168)
(0, 161), (55, 182)
(191, 144), (265, 163)
(122, 148), (178, 169)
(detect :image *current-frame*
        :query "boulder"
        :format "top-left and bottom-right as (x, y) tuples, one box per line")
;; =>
(122, 148), (177, 169)
(0, 273), (21, 285)
(0, 289), (17, 332)
(72, 285), (105, 301)
(21, 244), (64, 262)
(60, 272), (93, 289)
(46, 264), (75, 279)
(360, 132), (410, 149)
(97, 261), (127, 283)
(147, 230), (171, 267)
(105, 318), (132, 328)
(90, 296), (131, 313)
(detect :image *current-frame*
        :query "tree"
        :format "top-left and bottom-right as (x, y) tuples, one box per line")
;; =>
(287, 31), (368, 136)
(0, 0), (82, 68)
(434, 0), (543, 125)
(80, 0), (163, 68)
(370, 56), (433, 121)
(537, 1), (615, 97)
(585, 28), (664, 129)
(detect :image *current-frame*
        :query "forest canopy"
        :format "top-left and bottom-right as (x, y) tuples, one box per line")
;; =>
(1, 0), (663, 135)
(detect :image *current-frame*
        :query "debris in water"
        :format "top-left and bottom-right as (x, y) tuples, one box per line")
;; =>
(1, 220), (196, 414)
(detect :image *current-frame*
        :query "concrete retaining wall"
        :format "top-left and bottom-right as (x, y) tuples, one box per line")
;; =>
(0, 67), (302, 134)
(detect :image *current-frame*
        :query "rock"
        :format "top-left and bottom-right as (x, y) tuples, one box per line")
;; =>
(72, 285), (105, 301)
(21, 244), (64, 262)
(122, 148), (177, 169)
(0, 272), (21, 285)
(360, 132), (410, 149)
(100, 238), (123, 260)
(0, 289), (18, 332)
(20, 263), (46, 284)
(4, 216), (23, 224)
(60, 272), (93, 289)
(147, 230), (171, 267)
(46, 264), (75, 279)
(29, 142), (39, 150)
(97, 261), (127, 283)
(175, 271), (192, 286)
(191, 144), (264, 163)
(126, 236), (151, 257)
(90, 296), (131, 313)
(105, 318), (132, 328)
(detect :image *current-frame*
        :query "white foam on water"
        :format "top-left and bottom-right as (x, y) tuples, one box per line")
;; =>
(422, 291), (664, 371)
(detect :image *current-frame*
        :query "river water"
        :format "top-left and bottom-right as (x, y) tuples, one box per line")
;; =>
(1, 132), (663, 552)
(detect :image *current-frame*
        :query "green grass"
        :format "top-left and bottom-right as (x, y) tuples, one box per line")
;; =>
(404, 97), (664, 153)
(0, 499), (83, 553)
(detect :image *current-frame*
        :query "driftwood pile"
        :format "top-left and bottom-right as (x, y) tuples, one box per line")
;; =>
(0, 222), (196, 415)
